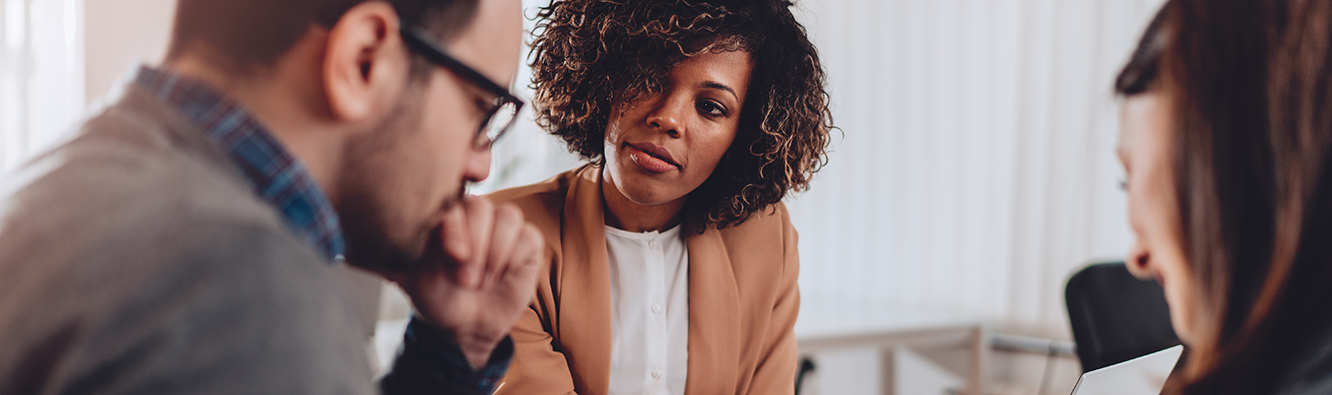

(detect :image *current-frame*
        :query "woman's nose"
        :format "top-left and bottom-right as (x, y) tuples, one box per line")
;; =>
(646, 98), (685, 137)
(1125, 240), (1154, 280)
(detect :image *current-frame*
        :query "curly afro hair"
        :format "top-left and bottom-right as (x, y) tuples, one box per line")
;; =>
(530, 0), (833, 230)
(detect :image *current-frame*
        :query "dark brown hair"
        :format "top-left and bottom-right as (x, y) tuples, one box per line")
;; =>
(529, 0), (834, 230)
(167, 0), (478, 76)
(1117, 1), (1332, 393)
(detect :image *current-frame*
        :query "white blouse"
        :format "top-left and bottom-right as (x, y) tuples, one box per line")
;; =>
(604, 224), (689, 395)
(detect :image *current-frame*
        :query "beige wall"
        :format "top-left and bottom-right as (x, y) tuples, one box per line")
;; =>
(84, 0), (175, 104)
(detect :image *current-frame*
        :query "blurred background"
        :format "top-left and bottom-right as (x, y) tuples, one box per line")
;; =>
(0, 0), (1167, 393)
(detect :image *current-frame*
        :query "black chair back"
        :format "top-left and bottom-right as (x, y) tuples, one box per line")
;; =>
(1065, 261), (1181, 372)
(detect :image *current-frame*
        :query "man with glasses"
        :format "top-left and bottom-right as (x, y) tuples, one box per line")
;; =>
(0, 0), (539, 394)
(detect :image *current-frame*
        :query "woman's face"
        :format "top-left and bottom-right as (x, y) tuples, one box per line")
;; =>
(1118, 91), (1204, 345)
(602, 50), (753, 207)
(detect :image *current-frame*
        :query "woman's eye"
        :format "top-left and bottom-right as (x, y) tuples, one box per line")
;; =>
(697, 101), (726, 117)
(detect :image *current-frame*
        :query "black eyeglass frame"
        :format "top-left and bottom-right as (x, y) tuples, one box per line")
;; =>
(398, 22), (525, 149)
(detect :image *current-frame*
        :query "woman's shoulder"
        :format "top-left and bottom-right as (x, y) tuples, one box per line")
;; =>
(703, 201), (799, 302)
(708, 201), (798, 275)
(1276, 367), (1332, 395)
(486, 165), (596, 230)
(712, 201), (794, 240)
(1275, 332), (1332, 395)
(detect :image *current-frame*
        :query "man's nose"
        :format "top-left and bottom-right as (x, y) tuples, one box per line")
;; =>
(464, 145), (493, 183)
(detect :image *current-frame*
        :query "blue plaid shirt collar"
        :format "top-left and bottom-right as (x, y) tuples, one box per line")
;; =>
(135, 66), (346, 262)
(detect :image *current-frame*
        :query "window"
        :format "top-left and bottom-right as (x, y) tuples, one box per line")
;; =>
(0, 0), (83, 173)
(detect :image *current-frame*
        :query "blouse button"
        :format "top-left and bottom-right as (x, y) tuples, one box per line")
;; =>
(652, 369), (662, 379)
(652, 304), (662, 313)
(649, 240), (660, 250)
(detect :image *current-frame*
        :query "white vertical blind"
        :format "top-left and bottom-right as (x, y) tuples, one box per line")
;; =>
(470, 0), (1170, 338)
(787, 0), (1167, 336)
(0, 0), (83, 173)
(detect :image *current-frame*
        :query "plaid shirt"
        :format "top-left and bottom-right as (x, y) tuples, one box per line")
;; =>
(135, 66), (511, 394)
(135, 66), (345, 261)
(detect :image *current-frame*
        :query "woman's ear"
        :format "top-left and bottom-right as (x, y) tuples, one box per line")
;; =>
(321, 1), (411, 124)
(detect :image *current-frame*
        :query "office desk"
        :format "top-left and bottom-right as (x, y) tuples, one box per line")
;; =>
(795, 298), (988, 395)
(374, 298), (989, 393)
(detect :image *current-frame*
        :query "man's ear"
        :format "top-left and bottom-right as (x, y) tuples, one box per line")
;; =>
(322, 1), (411, 123)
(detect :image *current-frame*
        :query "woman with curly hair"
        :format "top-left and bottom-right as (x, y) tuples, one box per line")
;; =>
(485, 0), (831, 394)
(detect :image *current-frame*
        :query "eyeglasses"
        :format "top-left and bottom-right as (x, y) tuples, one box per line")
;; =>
(399, 22), (525, 149)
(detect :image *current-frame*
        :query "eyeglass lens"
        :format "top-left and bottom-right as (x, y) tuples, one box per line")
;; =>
(477, 100), (521, 147)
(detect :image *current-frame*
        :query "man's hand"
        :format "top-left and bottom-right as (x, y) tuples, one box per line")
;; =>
(393, 196), (544, 368)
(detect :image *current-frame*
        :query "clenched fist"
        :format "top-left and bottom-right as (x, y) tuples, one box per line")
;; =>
(391, 196), (543, 368)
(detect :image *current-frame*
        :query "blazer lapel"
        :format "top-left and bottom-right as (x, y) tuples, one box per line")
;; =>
(558, 165), (613, 394)
(685, 228), (742, 393)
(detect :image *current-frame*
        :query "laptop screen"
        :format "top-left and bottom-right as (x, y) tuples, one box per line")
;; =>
(1070, 345), (1184, 395)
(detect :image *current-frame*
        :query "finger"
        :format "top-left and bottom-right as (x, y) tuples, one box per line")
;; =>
(483, 204), (526, 289)
(514, 224), (545, 270)
(460, 197), (496, 288)
(498, 224), (544, 293)
(439, 204), (472, 264)
(494, 225), (544, 311)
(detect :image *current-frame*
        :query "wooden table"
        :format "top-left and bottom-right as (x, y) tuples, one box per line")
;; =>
(795, 298), (989, 395)
(375, 298), (989, 394)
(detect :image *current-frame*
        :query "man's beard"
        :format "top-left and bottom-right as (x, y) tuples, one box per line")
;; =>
(330, 94), (464, 274)
(338, 194), (424, 273)
(337, 164), (468, 274)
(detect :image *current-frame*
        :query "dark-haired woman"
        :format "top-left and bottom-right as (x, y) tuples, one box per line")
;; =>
(486, 0), (831, 394)
(1116, 0), (1332, 394)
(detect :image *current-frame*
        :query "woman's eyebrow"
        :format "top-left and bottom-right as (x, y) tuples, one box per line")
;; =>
(699, 81), (739, 101)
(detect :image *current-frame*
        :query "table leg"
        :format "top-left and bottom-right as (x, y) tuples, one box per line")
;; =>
(965, 326), (989, 395)
(880, 347), (896, 395)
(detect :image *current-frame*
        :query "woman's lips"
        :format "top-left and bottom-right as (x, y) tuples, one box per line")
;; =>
(626, 143), (679, 173)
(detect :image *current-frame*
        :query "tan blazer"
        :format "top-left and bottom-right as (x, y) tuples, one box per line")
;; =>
(487, 164), (800, 395)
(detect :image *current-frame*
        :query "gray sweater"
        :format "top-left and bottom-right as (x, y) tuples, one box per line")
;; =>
(0, 86), (474, 394)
